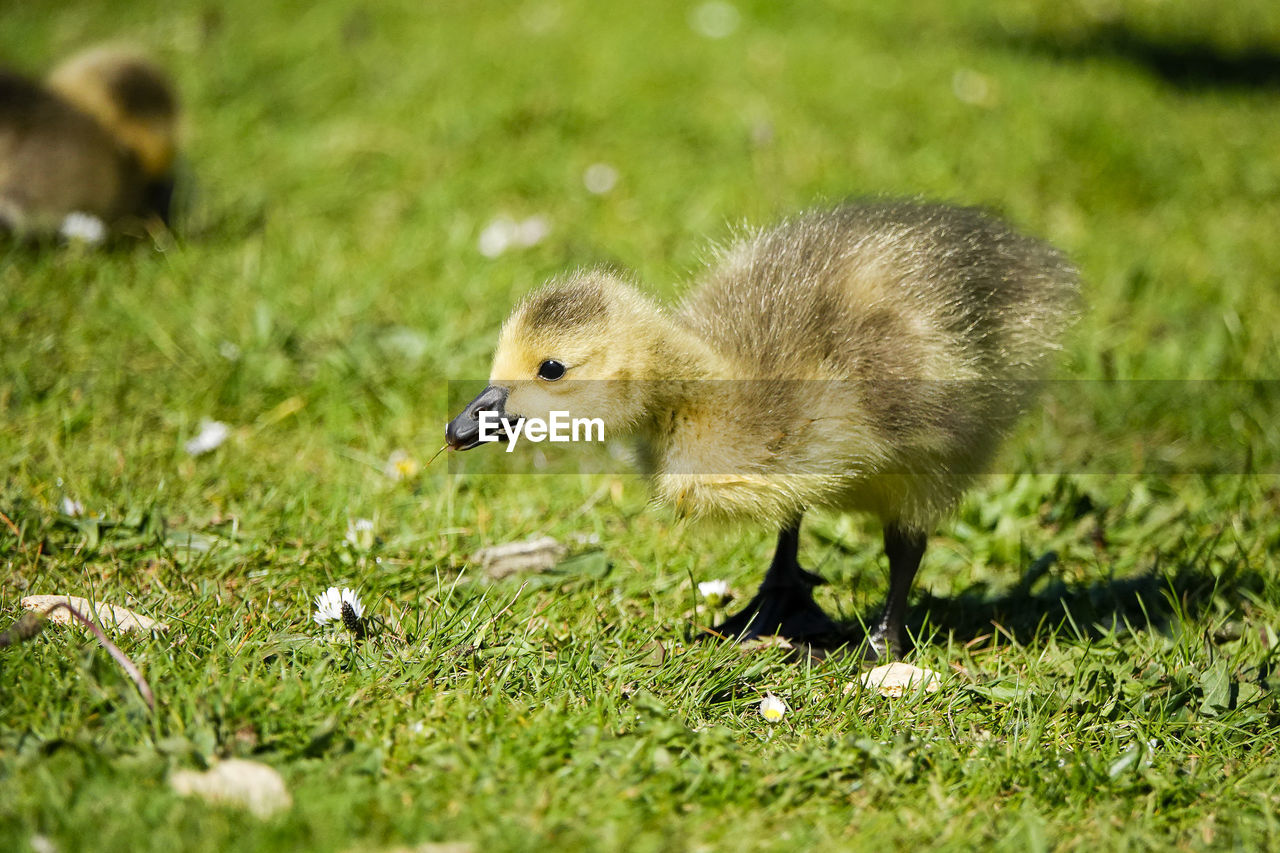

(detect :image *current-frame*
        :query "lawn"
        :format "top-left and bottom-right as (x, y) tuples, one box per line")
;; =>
(3, 0), (1280, 850)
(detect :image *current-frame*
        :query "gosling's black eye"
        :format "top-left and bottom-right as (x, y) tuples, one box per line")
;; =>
(537, 359), (567, 381)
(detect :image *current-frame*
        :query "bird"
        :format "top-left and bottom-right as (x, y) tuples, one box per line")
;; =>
(446, 200), (1079, 658)
(0, 46), (179, 242)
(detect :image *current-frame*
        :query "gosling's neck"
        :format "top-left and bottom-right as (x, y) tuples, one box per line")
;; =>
(647, 317), (731, 381)
(627, 308), (733, 441)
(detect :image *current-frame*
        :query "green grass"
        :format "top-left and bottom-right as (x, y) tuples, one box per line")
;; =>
(3, 0), (1280, 849)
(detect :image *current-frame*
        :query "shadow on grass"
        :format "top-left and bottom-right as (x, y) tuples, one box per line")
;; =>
(696, 551), (1265, 665)
(897, 554), (1267, 652)
(994, 22), (1280, 91)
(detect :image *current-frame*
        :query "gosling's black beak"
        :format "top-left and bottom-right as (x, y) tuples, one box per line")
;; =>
(446, 385), (511, 450)
(144, 176), (176, 227)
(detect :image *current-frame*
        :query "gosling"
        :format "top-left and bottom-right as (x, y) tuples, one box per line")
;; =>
(0, 46), (179, 240)
(446, 201), (1078, 658)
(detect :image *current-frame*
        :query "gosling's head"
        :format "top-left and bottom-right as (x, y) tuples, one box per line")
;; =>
(446, 270), (670, 450)
(47, 47), (179, 222)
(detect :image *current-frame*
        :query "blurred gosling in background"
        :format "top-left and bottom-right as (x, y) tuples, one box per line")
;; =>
(0, 46), (179, 243)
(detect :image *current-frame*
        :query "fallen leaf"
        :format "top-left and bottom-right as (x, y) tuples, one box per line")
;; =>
(21, 595), (168, 634)
(169, 759), (292, 818)
(859, 662), (942, 698)
(1199, 660), (1233, 716)
(1108, 745), (1142, 779)
(964, 681), (1024, 703)
(474, 536), (567, 579)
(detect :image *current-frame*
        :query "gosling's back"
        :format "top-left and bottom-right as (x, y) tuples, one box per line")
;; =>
(681, 202), (1076, 383)
(665, 202), (1078, 528)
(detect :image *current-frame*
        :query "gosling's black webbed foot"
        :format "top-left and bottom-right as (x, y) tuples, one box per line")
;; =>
(714, 577), (839, 643)
(708, 519), (841, 645)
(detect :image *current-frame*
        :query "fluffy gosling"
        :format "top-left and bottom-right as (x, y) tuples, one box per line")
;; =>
(446, 201), (1078, 658)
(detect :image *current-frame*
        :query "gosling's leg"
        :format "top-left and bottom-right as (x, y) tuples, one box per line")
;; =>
(865, 523), (928, 660)
(713, 518), (838, 643)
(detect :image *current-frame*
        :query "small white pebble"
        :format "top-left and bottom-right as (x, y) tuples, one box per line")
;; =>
(860, 662), (942, 698)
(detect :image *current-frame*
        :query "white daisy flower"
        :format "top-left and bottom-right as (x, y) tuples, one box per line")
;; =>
(477, 217), (516, 258)
(59, 211), (107, 245)
(346, 518), (375, 552)
(185, 419), (230, 456)
(313, 587), (344, 625)
(383, 450), (419, 481)
(514, 215), (551, 248)
(697, 579), (731, 609)
(759, 693), (787, 723)
(477, 215), (551, 258)
(313, 586), (365, 635)
(60, 497), (85, 517)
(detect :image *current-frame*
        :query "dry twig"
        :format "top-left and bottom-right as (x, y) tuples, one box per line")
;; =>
(0, 601), (155, 711)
